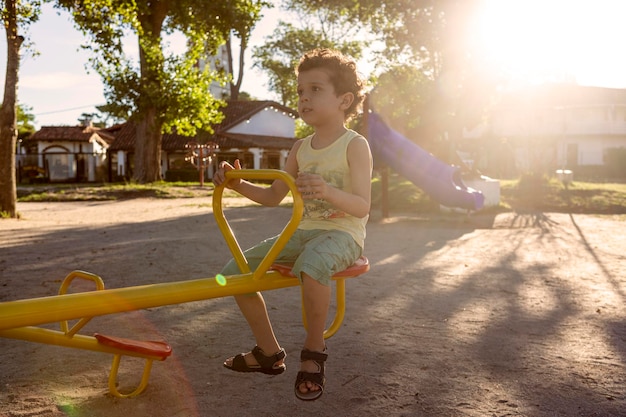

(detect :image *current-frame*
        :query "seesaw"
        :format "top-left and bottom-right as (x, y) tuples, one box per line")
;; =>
(0, 169), (369, 398)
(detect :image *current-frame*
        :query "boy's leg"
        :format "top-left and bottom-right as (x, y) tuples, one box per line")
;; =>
(302, 275), (331, 352)
(222, 234), (301, 368)
(292, 230), (361, 396)
(223, 292), (284, 367)
(297, 274), (331, 395)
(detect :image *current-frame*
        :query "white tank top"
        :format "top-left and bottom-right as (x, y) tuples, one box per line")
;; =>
(296, 129), (368, 248)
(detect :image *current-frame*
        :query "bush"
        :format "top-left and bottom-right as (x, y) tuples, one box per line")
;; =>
(604, 147), (626, 179)
(165, 169), (204, 182)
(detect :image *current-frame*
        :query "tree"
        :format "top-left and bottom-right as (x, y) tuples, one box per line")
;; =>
(0, 0), (41, 218)
(225, 0), (270, 100)
(252, 1), (364, 109)
(17, 103), (36, 140)
(56, 0), (266, 183)
(283, 0), (489, 162)
(78, 111), (105, 127)
(369, 65), (434, 145)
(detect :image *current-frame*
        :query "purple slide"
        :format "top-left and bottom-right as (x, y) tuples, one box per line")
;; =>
(367, 111), (484, 211)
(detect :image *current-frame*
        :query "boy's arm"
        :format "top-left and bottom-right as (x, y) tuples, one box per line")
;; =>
(212, 141), (302, 207)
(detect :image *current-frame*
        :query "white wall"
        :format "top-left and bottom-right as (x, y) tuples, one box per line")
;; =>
(228, 106), (296, 137)
(556, 136), (626, 166)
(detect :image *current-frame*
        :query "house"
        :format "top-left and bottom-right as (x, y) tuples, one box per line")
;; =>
(463, 84), (626, 179)
(17, 100), (298, 184)
(107, 100), (298, 181)
(18, 124), (114, 182)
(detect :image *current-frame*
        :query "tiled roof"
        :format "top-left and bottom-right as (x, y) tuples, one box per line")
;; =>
(217, 101), (298, 131)
(107, 100), (298, 152)
(27, 125), (115, 145)
(105, 123), (134, 151)
(107, 123), (198, 151)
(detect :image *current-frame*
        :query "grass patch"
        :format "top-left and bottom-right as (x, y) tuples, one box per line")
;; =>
(15, 175), (626, 215)
(500, 175), (626, 214)
(372, 173), (626, 215)
(17, 182), (225, 202)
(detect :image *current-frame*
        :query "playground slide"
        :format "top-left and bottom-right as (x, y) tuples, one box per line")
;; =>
(367, 111), (485, 211)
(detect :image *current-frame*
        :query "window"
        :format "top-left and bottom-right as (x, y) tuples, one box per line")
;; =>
(46, 154), (70, 181)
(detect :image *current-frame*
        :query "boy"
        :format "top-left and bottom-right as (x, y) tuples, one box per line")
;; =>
(212, 48), (372, 401)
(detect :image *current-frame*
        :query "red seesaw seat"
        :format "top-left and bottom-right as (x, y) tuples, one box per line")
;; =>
(94, 333), (172, 360)
(270, 255), (369, 279)
(94, 333), (172, 398)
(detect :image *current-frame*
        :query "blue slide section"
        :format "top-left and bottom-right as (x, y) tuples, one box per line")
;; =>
(367, 112), (484, 211)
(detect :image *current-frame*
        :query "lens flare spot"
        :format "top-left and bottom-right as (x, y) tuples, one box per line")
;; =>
(215, 274), (227, 286)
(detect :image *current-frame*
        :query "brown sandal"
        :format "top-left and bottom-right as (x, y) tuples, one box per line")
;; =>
(294, 348), (328, 401)
(223, 346), (286, 375)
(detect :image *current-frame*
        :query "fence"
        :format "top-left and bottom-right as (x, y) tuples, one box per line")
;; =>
(16, 153), (109, 184)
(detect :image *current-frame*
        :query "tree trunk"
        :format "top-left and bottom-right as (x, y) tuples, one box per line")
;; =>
(133, 2), (168, 183)
(0, 0), (22, 218)
(227, 33), (247, 101)
(226, 36), (238, 100)
(134, 107), (162, 183)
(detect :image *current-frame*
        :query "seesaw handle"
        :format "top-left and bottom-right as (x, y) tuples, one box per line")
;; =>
(212, 169), (304, 280)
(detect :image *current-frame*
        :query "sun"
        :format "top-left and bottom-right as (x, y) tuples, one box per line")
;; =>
(471, 0), (626, 88)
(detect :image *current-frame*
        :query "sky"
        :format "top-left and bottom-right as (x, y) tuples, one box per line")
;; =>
(0, 3), (283, 128)
(1, 0), (626, 128)
(473, 0), (626, 89)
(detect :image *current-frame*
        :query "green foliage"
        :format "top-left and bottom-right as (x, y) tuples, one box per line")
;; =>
(1, 0), (42, 23)
(252, 1), (490, 162)
(271, 1), (492, 155)
(1, 0), (43, 57)
(54, 0), (265, 136)
(282, 0), (469, 74)
(252, 5), (363, 108)
(51, 0), (267, 182)
(16, 103), (36, 139)
(371, 172), (437, 212)
(159, 45), (227, 136)
(369, 66), (435, 144)
(604, 147), (626, 179)
(294, 119), (314, 138)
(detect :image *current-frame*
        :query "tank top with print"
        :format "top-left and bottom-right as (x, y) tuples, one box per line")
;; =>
(296, 129), (368, 248)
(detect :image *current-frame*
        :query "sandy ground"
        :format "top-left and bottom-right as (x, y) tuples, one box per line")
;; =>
(0, 197), (625, 417)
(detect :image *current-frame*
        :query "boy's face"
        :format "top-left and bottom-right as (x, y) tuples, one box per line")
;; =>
(297, 68), (350, 127)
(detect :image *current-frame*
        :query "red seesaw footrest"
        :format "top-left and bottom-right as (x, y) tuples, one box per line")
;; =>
(94, 333), (172, 360)
(270, 255), (369, 279)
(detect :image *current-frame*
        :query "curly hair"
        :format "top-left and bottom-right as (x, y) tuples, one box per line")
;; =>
(296, 48), (365, 121)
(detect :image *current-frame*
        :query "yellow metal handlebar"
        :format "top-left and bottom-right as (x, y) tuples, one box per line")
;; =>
(212, 169), (303, 281)
(58, 270), (105, 337)
(211, 169), (358, 339)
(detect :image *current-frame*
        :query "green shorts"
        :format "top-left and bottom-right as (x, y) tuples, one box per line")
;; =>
(220, 229), (362, 286)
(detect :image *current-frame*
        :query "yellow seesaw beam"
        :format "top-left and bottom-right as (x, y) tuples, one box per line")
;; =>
(0, 170), (304, 332)
(0, 170), (366, 339)
(0, 326), (167, 360)
(0, 270), (306, 332)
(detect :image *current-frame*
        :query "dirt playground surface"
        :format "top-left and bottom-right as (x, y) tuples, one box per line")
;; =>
(0, 197), (625, 417)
